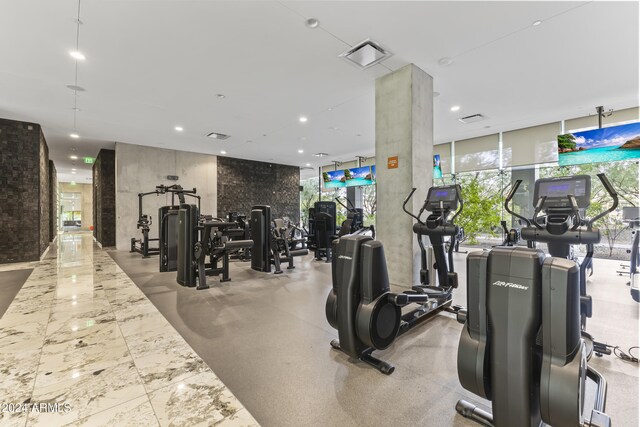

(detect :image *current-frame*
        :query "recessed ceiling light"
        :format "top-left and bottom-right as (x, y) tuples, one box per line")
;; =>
(220, 150), (227, 155)
(450, 105), (461, 112)
(532, 20), (542, 26)
(66, 84), (86, 92)
(298, 149), (304, 154)
(71, 171), (76, 174)
(69, 50), (85, 60)
(299, 116), (308, 123)
(70, 133), (79, 139)
(216, 94), (226, 99)
(174, 126), (183, 132)
(70, 155), (78, 160)
(314, 153), (328, 158)
(438, 57), (454, 66)
(327, 108), (333, 111)
(305, 18), (319, 28)
(305, 163), (311, 167)
(71, 168), (76, 171)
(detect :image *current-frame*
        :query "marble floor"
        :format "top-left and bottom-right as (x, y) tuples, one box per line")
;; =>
(0, 233), (257, 427)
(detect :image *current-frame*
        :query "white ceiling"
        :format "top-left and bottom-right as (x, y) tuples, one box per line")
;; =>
(0, 1), (637, 183)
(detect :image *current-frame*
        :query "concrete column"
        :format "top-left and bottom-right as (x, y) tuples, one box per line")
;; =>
(346, 186), (363, 209)
(375, 64), (433, 287)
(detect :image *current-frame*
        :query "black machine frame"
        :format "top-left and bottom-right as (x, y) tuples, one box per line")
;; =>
(250, 205), (309, 274)
(326, 185), (464, 374)
(456, 174), (616, 427)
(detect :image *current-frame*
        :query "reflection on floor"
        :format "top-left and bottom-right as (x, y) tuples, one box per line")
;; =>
(110, 245), (640, 427)
(0, 233), (257, 427)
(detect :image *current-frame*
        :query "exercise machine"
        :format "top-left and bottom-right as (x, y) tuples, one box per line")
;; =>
(250, 206), (308, 274)
(227, 212), (252, 261)
(504, 174), (618, 357)
(306, 201), (337, 250)
(325, 185), (464, 374)
(456, 175), (615, 427)
(158, 185), (200, 272)
(622, 206), (640, 302)
(335, 198), (375, 238)
(275, 217), (307, 250)
(177, 204), (253, 289)
(130, 189), (163, 258)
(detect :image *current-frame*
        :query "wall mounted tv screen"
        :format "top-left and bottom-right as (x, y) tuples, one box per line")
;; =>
(323, 165), (376, 189)
(557, 121), (640, 166)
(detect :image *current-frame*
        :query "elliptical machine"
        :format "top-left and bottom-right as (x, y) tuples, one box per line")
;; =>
(622, 207), (640, 302)
(325, 185), (463, 374)
(456, 174), (614, 427)
(506, 174), (618, 357)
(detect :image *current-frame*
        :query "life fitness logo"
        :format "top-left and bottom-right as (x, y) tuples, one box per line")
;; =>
(492, 280), (529, 291)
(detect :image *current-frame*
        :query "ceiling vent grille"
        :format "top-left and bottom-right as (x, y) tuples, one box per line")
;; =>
(339, 39), (391, 69)
(207, 132), (230, 140)
(458, 114), (485, 124)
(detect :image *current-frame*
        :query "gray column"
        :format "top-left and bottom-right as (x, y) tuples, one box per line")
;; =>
(375, 64), (433, 287)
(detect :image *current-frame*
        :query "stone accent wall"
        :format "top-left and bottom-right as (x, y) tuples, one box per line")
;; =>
(0, 118), (51, 263)
(217, 157), (300, 222)
(39, 132), (50, 254)
(93, 149), (116, 247)
(49, 160), (57, 241)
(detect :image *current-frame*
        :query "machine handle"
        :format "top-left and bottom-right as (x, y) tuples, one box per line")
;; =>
(402, 188), (424, 225)
(589, 173), (619, 229)
(504, 180), (532, 227)
(450, 184), (464, 224)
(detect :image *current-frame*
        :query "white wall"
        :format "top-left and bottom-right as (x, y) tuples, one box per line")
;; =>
(115, 142), (217, 251)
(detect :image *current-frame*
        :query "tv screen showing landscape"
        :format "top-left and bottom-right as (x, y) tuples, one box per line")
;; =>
(323, 165), (376, 189)
(557, 121), (640, 166)
(433, 154), (443, 179)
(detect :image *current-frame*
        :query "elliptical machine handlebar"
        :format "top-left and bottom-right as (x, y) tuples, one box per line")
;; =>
(449, 184), (464, 224)
(402, 188), (424, 225)
(589, 173), (619, 229)
(504, 180), (532, 227)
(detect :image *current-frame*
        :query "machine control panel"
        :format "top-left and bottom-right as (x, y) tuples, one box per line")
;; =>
(425, 185), (460, 212)
(534, 175), (591, 210)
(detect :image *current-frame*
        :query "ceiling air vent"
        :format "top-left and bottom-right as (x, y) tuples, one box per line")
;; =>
(458, 114), (485, 124)
(339, 39), (391, 69)
(207, 132), (230, 140)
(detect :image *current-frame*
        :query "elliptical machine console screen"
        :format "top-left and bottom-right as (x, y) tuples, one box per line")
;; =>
(534, 175), (591, 209)
(425, 185), (459, 212)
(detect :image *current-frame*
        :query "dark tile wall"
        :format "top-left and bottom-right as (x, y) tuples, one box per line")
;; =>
(39, 132), (50, 254)
(217, 157), (300, 222)
(49, 160), (57, 241)
(0, 118), (50, 263)
(93, 149), (116, 247)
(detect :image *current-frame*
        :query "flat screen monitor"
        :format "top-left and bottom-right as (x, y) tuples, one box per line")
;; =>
(557, 121), (640, 166)
(323, 165), (376, 189)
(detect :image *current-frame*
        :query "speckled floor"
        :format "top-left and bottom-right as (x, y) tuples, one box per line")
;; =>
(111, 245), (639, 427)
(0, 233), (257, 427)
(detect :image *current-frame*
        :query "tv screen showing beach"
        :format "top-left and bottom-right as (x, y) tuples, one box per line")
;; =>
(557, 121), (640, 166)
(323, 165), (376, 189)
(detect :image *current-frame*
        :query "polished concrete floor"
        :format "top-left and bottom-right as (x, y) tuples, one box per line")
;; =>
(0, 234), (256, 427)
(110, 248), (640, 427)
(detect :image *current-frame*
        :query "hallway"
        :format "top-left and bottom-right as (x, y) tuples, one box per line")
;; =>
(0, 233), (256, 427)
